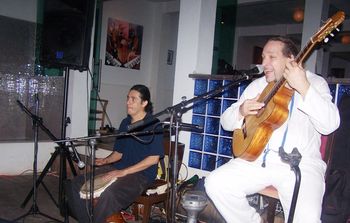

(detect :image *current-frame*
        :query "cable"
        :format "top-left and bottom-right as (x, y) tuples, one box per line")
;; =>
(126, 121), (164, 145)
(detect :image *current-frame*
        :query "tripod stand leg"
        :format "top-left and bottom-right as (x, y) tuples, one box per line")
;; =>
(59, 147), (78, 216)
(14, 203), (64, 223)
(42, 181), (59, 207)
(21, 148), (60, 208)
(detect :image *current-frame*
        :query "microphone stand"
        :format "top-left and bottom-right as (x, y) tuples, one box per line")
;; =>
(17, 67), (76, 223)
(128, 73), (259, 222)
(89, 138), (96, 223)
(14, 94), (62, 223)
(15, 99), (77, 223)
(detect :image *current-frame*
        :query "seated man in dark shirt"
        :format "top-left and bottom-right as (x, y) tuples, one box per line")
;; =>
(66, 84), (164, 223)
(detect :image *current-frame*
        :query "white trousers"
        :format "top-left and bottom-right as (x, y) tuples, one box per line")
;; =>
(205, 157), (325, 223)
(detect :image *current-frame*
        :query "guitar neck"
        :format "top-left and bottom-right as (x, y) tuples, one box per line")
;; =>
(295, 39), (314, 64)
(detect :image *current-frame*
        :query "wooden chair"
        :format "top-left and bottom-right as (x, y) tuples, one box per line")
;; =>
(131, 140), (185, 223)
(257, 135), (331, 223)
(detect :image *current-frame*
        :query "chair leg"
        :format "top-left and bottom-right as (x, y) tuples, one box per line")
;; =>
(266, 197), (278, 223)
(132, 203), (139, 220)
(142, 204), (152, 223)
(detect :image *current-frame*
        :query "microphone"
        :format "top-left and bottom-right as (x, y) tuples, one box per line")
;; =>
(162, 121), (204, 133)
(69, 141), (85, 169)
(236, 64), (264, 77)
(127, 116), (159, 132)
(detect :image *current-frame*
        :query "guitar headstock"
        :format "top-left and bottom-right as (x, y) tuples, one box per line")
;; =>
(311, 11), (345, 44)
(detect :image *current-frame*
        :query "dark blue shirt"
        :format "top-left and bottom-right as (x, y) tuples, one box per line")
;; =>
(113, 114), (164, 183)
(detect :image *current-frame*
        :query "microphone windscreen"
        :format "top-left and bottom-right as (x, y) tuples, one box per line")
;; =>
(255, 64), (264, 74)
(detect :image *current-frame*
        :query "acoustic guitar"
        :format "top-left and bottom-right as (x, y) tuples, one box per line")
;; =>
(232, 11), (345, 161)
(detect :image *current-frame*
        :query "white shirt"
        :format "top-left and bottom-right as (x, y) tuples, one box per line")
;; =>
(220, 71), (340, 170)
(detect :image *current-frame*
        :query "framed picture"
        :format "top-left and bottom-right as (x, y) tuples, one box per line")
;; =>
(105, 18), (143, 70)
(167, 50), (174, 65)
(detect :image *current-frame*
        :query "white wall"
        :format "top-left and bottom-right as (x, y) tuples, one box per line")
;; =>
(98, 0), (180, 129)
(173, 0), (217, 179)
(154, 12), (179, 111)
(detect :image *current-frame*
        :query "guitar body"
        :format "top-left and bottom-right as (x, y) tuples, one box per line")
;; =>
(233, 83), (294, 161)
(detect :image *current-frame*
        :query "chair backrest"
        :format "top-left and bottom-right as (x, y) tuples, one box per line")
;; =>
(158, 139), (185, 181)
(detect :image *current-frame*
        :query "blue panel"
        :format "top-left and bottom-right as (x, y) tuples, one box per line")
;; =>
(188, 151), (202, 169)
(190, 78), (258, 172)
(220, 125), (232, 137)
(217, 156), (231, 168)
(207, 98), (222, 116)
(194, 79), (208, 96)
(190, 133), (203, 151)
(329, 84), (337, 103)
(222, 99), (236, 114)
(219, 137), (232, 156)
(193, 100), (207, 114)
(239, 80), (250, 96)
(223, 80), (239, 99)
(205, 117), (220, 135)
(208, 80), (223, 91)
(204, 135), (218, 153)
(192, 115), (205, 128)
(202, 154), (217, 171)
(337, 84), (350, 105)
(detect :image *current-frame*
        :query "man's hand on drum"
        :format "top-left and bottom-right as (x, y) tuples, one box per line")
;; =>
(103, 169), (127, 181)
(95, 158), (108, 166)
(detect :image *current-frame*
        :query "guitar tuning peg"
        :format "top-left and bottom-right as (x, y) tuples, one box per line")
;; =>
(324, 37), (329, 43)
(330, 33), (335, 37)
(336, 28), (340, 32)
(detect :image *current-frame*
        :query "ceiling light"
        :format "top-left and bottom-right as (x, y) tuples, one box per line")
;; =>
(341, 35), (350, 45)
(293, 8), (304, 23)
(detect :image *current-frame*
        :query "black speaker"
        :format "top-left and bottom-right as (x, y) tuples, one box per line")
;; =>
(40, 0), (95, 71)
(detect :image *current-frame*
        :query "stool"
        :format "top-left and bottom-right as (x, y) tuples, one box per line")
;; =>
(257, 186), (280, 222)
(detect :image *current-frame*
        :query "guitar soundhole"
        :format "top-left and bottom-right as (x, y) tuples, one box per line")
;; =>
(242, 119), (247, 138)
